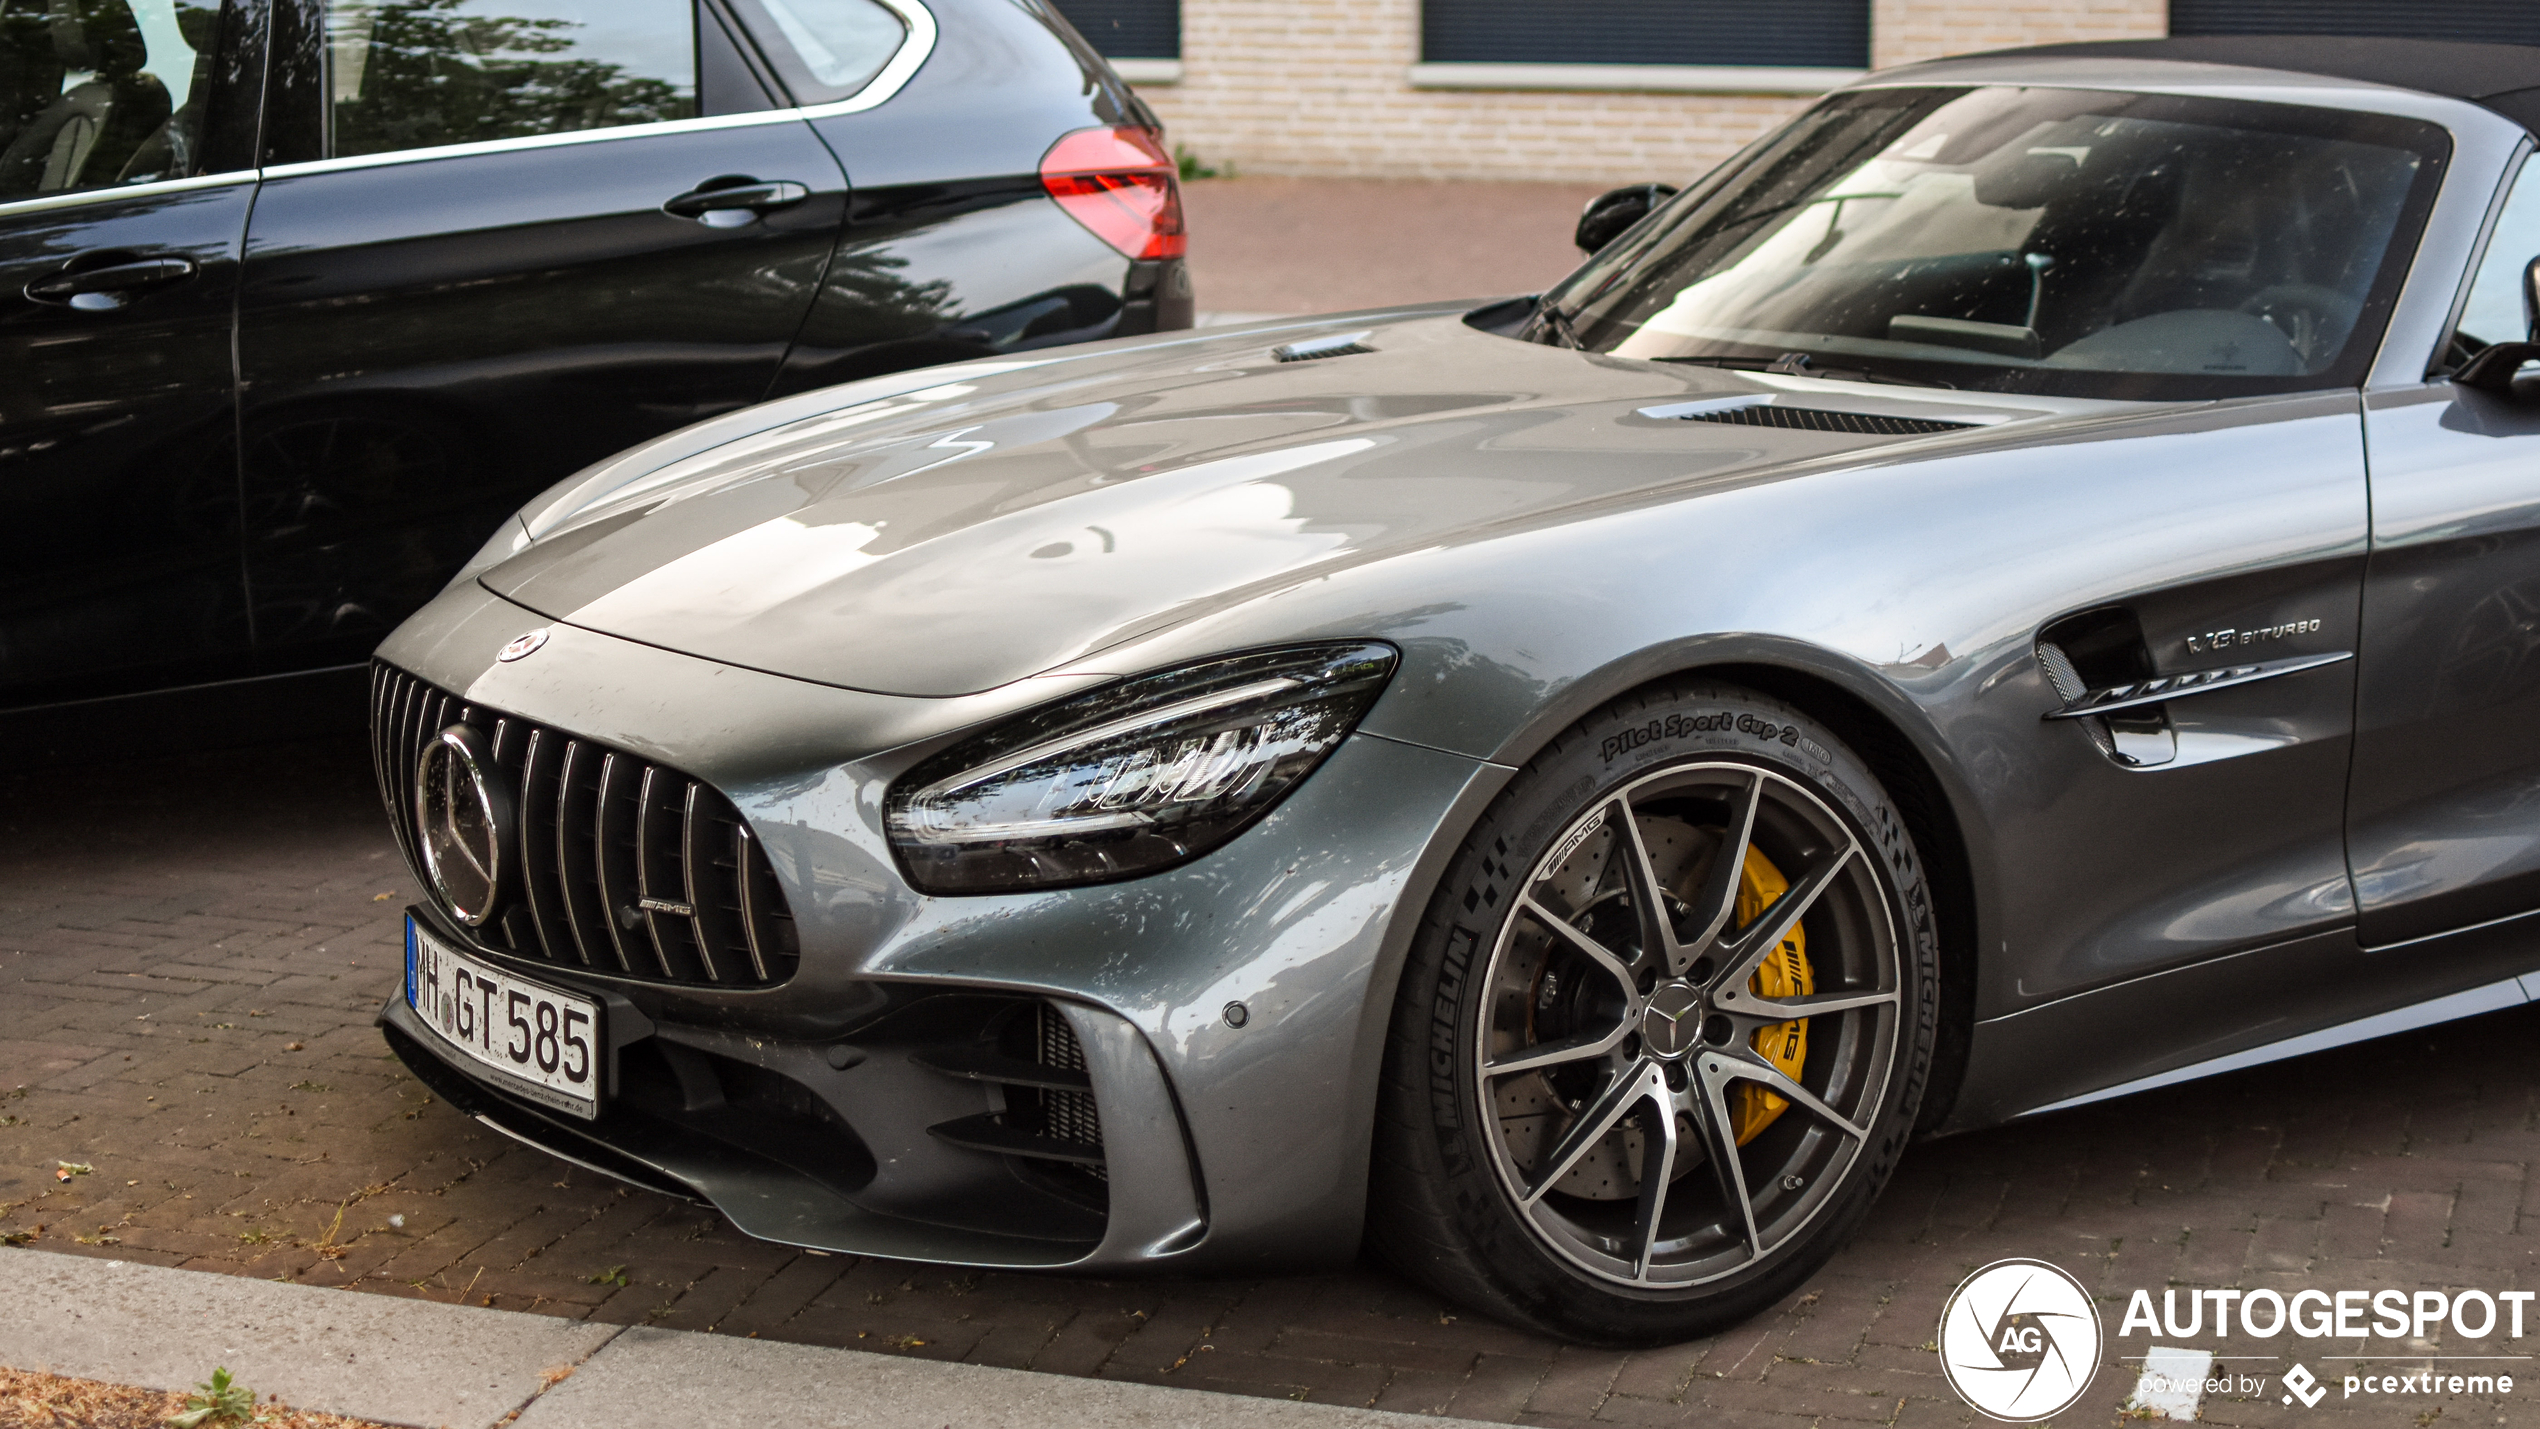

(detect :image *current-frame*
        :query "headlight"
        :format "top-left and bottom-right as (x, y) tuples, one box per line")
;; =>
(887, 643), (1397, 894)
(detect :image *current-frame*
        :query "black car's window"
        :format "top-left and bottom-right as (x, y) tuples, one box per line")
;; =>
(2455, 153), (2540, 351)
(0, 0), (225, 200)
(318, 0), (697, 160)
(728, 0), (905, 104)
(1542, 86), (2451, 401)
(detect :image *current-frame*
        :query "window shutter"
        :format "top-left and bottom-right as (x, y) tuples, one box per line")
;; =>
(2172, 0), (2540, 46)
(1048, 0), (1181, 59)
(1421, 0), (1868, 68)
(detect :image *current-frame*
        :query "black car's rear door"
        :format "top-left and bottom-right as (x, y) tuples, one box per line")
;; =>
(0, 0), (261, 708)
(2350, 151), (2540, 956)
(235, 0), (849, 669)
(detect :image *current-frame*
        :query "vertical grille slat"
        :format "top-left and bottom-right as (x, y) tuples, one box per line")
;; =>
(518, 730), (580, 966)
(555, 740), (609, 970)
(367, 663), (797, 989)
(633, 764), (694, 981)
(369, 666), (397, 816)
(679, 782), (725, 984)
(391, 677), (429, 864)
(733, 823), (771, 982)
(596, 753), (655, 977)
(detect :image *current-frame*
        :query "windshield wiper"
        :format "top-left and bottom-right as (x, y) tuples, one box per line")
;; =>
(1652, 353), (1953, 389)
(1529, 300), (1586, 350)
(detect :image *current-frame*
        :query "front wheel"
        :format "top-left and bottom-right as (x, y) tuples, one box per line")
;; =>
(1372, 681), (1938, 1345)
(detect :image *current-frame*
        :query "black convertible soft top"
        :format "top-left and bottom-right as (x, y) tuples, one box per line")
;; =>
(1973, 35), (2540, 134)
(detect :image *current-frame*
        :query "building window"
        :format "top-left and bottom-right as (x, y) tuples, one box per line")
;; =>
(1420, 0), (1868, 69)
(1049, 0), (1179, 59)
(2172, 0), (2540, 46)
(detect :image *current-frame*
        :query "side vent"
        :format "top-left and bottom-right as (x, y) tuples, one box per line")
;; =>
(1272, 331), (1376, 363)
(1673, 405), (1975, 436)
(2037, 607), (2174, 768)
(922, 1002), (1108, 1199)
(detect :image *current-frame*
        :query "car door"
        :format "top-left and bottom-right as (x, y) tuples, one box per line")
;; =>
(2349, 149), (2540, 958)
(0, 0), (261, 708)
(234, 0), (848, 671)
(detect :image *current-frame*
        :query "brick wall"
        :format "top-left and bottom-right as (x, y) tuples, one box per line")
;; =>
(1874, 0), (2167, 66)
(1132, 0), (2169, 184)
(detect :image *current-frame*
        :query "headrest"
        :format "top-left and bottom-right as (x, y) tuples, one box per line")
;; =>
(173, 0), (214, 50)
(50, 0), (145, 76)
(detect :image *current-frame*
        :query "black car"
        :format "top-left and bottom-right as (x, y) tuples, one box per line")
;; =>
(0, 0), (1190, 719)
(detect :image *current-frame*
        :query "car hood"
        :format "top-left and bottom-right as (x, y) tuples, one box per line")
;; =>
(482, 309), (2078, 697)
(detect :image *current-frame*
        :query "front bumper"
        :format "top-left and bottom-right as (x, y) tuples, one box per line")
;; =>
(378, 946), (1208, 1267)
(371, 581), (1503, 1272)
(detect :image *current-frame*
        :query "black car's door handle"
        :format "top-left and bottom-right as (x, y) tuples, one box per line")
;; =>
(24, 255), (199, 308)
(662, 180), (811, 224)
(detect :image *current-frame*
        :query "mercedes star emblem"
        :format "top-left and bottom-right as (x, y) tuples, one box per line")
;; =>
(1640, 982), (1703, 1059)
(415, 724), (514, 927)
(497, 628), (550, 662)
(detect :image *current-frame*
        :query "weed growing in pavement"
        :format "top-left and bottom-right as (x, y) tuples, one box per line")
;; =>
(167, 1366), (260, 1428)
(314, 1201), (351, 1259)
(1175, 143), (1224, 180)
(586, 1264), (628, 1287)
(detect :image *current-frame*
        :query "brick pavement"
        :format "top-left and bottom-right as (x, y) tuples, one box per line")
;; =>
(6, 732), (2539, 1427)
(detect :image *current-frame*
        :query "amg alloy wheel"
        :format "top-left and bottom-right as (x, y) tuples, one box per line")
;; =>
(1375, 682), (1936, 1344)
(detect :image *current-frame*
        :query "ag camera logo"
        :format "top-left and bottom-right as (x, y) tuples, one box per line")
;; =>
(1939, 1259), (2103, 1421)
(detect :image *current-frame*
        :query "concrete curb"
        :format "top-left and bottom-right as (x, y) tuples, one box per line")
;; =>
(0, 1252), (1497, 1429)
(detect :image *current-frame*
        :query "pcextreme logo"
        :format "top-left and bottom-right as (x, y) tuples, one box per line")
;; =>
(1937, 1259), (2104, 1422)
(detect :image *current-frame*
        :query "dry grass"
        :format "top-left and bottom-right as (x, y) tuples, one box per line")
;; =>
(0, 1367), (395, 1429)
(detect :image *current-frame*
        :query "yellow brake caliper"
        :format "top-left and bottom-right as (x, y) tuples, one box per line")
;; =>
(1728, 846), (1812, 1145)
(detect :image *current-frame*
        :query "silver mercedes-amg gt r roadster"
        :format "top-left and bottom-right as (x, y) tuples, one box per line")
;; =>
(371, 36), (2540, 1342)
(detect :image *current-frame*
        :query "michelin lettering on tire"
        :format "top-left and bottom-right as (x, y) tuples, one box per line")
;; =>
(1938, 1258), (2103, 1422)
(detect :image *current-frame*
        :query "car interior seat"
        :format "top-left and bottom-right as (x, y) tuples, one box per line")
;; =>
(0, 0), (169, 198)
(115, 1), (217, 184)
(0, 0), (63, 155)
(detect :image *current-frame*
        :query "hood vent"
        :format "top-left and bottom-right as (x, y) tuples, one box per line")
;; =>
(1672, 404), (1976, 436)
(1272, 332), (1376, 363)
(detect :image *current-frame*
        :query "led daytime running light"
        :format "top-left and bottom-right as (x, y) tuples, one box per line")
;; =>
(902, 675), (1304, 828)
(886, 644), (1396, 894)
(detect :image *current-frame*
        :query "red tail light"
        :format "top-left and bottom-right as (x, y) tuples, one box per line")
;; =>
(1039, 127), (1187, 261)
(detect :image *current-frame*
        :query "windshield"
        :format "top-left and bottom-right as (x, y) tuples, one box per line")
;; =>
(1539, 86), (2450, 399)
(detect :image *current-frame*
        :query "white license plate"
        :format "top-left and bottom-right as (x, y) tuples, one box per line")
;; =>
(406, 917), (602, 1120)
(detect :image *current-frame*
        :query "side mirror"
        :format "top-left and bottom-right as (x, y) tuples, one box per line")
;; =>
(2524, 251), (2540, 339)
(2453, 254), (2540, 391)
(1576, 183), (1678, 255)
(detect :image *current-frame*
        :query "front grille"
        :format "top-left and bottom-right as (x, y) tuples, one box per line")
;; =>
(372, 663), (798, 988)
(1674, 405), (1974, 436)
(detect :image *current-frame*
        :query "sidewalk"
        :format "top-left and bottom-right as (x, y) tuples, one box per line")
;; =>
(3, 1252), (1496, 1429)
